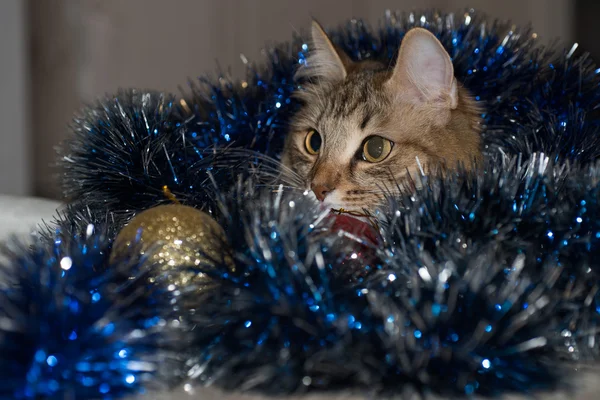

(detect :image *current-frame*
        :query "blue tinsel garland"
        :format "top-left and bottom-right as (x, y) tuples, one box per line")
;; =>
(0, 228), (179, 399)
(2, 8), (600, 399)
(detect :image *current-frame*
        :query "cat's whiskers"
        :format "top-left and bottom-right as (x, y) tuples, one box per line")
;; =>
(213, 148), (306, 189)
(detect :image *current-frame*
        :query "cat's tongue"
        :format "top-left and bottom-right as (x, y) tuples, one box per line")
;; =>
(328, 213), (379, 245)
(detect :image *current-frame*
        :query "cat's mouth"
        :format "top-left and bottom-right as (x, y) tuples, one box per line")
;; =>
(304, 189), (379, 224)
(329, 207), (372, 222)
(303, 192), (380, 244)
(328, 209), (380, 245)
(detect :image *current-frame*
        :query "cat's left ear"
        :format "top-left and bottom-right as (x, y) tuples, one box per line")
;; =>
(296, 20), (352, 83)
(387, 28), (458, 109)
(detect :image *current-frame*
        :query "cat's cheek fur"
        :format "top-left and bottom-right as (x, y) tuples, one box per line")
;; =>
(428, 106), (452, 127)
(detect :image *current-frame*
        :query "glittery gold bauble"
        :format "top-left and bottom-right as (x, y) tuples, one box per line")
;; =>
(110, 204), (234, 288)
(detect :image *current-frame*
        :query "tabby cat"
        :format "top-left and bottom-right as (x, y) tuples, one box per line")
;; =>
(281, 21), (482, 214)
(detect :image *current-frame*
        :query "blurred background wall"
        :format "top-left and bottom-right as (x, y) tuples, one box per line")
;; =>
(0, 0), (30, 195)
(0, 0), (582, 199)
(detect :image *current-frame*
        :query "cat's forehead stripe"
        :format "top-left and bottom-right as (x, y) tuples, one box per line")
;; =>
(332, 77), (372, 118)
(360, 109), (372, 130)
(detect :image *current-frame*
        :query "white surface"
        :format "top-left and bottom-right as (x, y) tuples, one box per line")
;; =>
(128, 365), (600, 400)
(0, 195), (60, 241)
(0, 0), (31, 195)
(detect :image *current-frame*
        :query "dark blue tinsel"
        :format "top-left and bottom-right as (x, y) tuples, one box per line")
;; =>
(2, 8), (600, 399)
(0, 227), (181, 399)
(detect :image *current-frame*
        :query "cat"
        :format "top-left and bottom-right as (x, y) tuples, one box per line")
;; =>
(280, 21), (483, 215)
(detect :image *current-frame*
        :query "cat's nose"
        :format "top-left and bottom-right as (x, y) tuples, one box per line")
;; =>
(311, 183), (334, 202)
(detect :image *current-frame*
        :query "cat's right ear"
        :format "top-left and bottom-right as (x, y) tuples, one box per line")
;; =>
(386, 28), (458, 109)
(296, 20), (351, 82)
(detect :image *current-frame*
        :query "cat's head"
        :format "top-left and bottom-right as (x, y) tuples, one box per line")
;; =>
(281, 21), (482, 214)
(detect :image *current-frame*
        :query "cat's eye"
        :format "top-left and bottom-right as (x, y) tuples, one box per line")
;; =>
(362, 136), (393, 163)
(304, 129), (322, 155)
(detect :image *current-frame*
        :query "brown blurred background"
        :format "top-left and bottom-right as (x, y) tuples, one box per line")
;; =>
(0, 0), (589, 199)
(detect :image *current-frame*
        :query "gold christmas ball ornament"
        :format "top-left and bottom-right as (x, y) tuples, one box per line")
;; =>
(110, 204), (234, 288)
